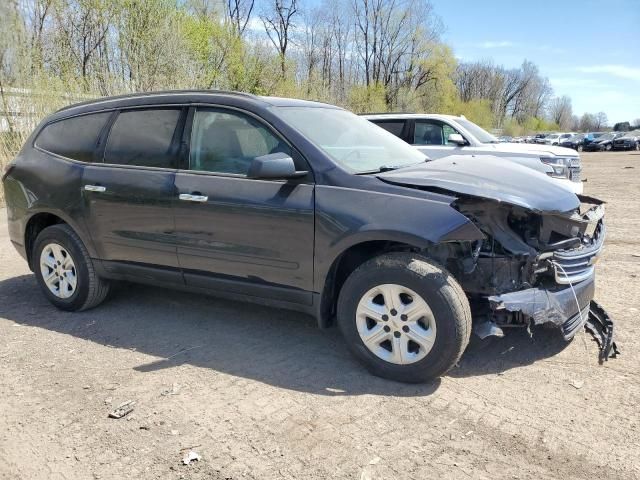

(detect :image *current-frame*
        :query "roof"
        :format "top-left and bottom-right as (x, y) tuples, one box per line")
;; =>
(361, 113), (464, 121)
(54, 90), (337, 117)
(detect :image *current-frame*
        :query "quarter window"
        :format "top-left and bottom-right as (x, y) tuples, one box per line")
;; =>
(104, 109), (181, 168)
(189, 109), (292, 175)
(35, 112), (110, 162)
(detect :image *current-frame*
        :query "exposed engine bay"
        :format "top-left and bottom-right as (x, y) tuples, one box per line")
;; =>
(425, 194), (618, 361)
(377, 155), (619, 360)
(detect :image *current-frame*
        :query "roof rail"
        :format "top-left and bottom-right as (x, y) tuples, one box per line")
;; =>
(358, 112), (416, 116)
(55, 89), (259, 113)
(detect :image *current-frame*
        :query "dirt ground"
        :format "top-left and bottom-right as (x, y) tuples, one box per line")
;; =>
(0, 151), (639, 480)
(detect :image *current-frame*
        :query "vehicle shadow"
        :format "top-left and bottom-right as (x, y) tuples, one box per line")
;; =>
(0, 274), (572, 396)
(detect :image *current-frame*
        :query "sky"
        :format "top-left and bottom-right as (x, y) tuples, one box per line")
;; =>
(430, 0), (640, 124)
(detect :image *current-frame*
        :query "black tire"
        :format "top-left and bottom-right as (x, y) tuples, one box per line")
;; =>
(33, 224), (110, 311)
(605, 144), (612, 151)
(337, 253), (471, 382)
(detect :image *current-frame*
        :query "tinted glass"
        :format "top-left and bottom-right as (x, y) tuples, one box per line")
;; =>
(414, 122), (444, 145)
(372, 121), (405, 138)
(190, 109), (292, 175)
(35, 113), (110, 162)
(104, 109), (181, 168)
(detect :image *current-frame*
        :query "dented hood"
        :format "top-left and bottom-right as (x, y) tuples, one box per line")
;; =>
(377, 155), (580, 213)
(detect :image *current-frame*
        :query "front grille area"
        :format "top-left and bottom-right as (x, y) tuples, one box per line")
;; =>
(552, 220), (605, 285)
(569, 167), (580, 182)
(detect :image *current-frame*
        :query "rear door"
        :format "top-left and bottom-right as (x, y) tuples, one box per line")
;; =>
(81, 107), (185, 280)
(368, 119), (410, 142)
(173, 106), (315, 304)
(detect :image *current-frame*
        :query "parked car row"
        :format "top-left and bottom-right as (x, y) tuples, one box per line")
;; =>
(500, 131), (639, 152)
(2, 91), (615, 383)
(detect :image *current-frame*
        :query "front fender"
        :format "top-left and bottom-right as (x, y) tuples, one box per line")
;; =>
(314, 185), (483, 291)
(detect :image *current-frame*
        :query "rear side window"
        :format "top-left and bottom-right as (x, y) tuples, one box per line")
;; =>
(35, 112), (110, 162)
(104, 109), (181, 168)
(372, 120), (405, 139)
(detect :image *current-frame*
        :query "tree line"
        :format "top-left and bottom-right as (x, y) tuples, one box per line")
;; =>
(0, 0), (618, 139)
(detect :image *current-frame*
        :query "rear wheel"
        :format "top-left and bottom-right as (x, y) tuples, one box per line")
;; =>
(337, 253), (471, 382)
(33, 224), (110, 311)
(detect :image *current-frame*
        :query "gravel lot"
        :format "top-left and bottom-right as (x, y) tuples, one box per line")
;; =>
(1, 151), (639, 480)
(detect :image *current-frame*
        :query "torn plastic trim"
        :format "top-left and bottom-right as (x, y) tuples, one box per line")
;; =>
(487, 279), (619, 362)
(488, 276), (595, 331)
(585, 301), (620, 363)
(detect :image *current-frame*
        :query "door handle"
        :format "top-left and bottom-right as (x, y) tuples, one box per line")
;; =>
(84, 185), (106, 193)
(179, 193), (208, 203)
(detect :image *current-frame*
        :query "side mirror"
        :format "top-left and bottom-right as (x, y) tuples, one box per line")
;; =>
(247, 152), (308, 179)
(448, 133), (466, 145)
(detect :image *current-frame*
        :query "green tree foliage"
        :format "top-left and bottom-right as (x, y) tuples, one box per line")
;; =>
(452, 99), (495, 129)
(1, 0), (609, 196)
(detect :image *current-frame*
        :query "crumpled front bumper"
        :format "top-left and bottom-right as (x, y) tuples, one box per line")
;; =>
(488, 276), (595, 339)
(487, 276), (618, 361)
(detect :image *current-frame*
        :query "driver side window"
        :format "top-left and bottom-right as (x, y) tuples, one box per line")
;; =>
(414, 121), (443, 145)
(190, 109), (292, 175)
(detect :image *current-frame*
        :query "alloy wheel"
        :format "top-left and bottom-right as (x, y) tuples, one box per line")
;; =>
(355, 284), (437, 365)
(40, 243), (78, 299)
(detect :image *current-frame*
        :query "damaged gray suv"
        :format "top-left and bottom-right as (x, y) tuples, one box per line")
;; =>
(2, 91), (616, 383)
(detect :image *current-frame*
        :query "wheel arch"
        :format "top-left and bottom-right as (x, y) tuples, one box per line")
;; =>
(316, 237), (427, 328)
(24, 210), (94, 270)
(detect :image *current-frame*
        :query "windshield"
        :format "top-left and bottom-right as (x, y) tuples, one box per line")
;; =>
(275, 107), (426, 172)
(547, 134), (560, 139)
(598, 133), (616, 141)
(453, 118), (498, 144)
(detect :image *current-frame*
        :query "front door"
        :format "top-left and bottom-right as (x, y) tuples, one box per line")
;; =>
(173, 107), (315, 304)
(412, 120), (466, 159)
(81, 107), (185, 280)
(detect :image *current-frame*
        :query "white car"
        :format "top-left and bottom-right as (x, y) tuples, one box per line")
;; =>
(363, 114), (583, 194)
(543, 132), (576, 146)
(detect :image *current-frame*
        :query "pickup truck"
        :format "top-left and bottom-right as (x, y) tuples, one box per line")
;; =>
(363, 114), (583, 194)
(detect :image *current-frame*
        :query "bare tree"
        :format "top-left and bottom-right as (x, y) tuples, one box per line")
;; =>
(579, 112), (596, 132)
(227, 0), (255, 36)
(549, 95), (573, 130)
(594, 111), (608, 130)
(261, 0), (298, 77)
(55, 0), (113, 88)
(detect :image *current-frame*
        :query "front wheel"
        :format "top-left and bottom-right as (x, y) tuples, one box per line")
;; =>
(577, 144), (583, 152)
(337, 253), (471, 382)
(605, 144), (612, 151)
(33, 224), (110, 311)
